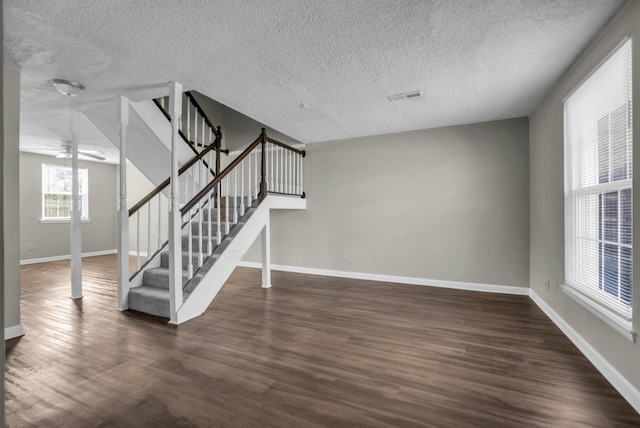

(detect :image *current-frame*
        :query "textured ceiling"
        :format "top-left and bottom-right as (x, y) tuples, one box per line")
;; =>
(5, 0), (625, 157)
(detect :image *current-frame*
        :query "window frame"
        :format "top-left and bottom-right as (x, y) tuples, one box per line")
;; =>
(563, 36), (635, 342)
(41, 163), (90, 222)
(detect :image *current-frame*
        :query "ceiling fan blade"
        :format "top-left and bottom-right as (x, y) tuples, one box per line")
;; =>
(79, 152), (106, 161)
(55, 153), (68, 159)
(78, 149), (105, 155)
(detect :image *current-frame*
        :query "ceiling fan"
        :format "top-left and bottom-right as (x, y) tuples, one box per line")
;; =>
(37, 142), (107, 161)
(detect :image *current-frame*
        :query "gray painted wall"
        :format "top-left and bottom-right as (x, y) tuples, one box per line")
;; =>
(19, 152), (118, 260)
(530, 1), (640, 391)
(244, 118), (530, 288)
(4, 65), (20, 334)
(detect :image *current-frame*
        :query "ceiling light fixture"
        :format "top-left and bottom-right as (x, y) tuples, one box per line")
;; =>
(52, 79), (85, 97)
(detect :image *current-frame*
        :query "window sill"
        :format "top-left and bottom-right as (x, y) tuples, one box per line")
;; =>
(40, 218), (91, 224)
(562, 284), (636, 343)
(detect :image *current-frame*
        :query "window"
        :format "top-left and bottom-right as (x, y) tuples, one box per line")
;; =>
(42, 164), (89, 220)
(564, 38), (633, 337)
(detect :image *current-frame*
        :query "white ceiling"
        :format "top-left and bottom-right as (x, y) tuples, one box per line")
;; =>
(5, 0), (625, 163)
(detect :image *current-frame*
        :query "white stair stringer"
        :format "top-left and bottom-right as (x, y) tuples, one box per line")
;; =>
(174, 195), (306, 324)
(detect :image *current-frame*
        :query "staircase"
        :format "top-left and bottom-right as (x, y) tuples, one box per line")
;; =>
(116, 88), (306, 324)
(128, 197), (258, 318)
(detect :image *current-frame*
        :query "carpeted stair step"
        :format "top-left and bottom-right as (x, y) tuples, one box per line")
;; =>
(128, 286), (170, 318)
(142, 267), (188, 290)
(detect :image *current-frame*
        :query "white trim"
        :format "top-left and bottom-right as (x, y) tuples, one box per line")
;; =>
(129, 250), (149, 257)
(20, 249), (117, 265)
(529, 290), (640, 415)
(5, 324), (24, 340)
(40, 218), (91, 224)
(563, 284), (635, 341)
(236, 261), (529, 296)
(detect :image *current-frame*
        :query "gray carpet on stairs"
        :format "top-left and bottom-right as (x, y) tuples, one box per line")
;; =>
(128, 199), (258, 318)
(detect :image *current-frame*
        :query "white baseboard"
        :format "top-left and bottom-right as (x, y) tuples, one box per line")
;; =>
(5, 324), (24, 340)
(20, 249), (117, 265)
(129, 250), (149, 257)
(529, 290), (640, 414)
(237, 261), (529, 296)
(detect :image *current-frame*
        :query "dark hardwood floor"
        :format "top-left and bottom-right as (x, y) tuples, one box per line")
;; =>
(6, 255), (640, 427)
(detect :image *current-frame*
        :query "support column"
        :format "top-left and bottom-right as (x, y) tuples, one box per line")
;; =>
(261, 213), (271, 288)
(116, 96), (129, 311)
(168, 82), (183, 323)
(70, 111), (82, 299)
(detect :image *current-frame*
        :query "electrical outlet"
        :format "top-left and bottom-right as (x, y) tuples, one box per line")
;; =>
(343, 251), (350, 261)
(545, 280), (550, 289)
(27, 243), (34, 251)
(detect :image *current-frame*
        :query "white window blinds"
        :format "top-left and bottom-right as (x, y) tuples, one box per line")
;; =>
(564, 38), (633, 323)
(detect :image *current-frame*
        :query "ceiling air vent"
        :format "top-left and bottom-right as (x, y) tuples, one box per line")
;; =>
(387, 90), (424, 102)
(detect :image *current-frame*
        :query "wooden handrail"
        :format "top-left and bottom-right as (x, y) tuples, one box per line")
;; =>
(181, 132), (265, 214)
(267, 137), (306, 157)
(129, 141), (219, 216)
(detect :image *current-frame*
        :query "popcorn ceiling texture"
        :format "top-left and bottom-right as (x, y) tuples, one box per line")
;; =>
(5, 0), (624, 144)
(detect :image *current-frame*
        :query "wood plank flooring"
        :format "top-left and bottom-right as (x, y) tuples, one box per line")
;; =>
(7, 255), (640, 427)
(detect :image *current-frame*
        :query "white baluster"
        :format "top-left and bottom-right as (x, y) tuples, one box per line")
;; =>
(270, 143), (274, 191)
(233, 168), (238, 223)
(207, 189), (213, 256)
(240, 159), (245, 216)
(202, 117), (205, 151)
(186, 97), (190, 142)
(136, 211), (141, 270)
(301, 153), (304, 195)
(147, 203), (151, 259)
(286, 150), (293, 193)
(216, 182), (222, 245)
(198, 200), (203, 268)
(297, 153), (301, 195)
(157, 196), (162, 250)
(188, 208), (193, 279)
(254, 150), (259, 199)
(225, 176), (230, 234)
(249, 151), (253, 201)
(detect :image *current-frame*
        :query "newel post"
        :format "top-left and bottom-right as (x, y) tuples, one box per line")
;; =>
(116, 96), (130, 310)
(168, 82), (184, 324)
(260, 128), (267, 200)
(215, 126), (221, 176)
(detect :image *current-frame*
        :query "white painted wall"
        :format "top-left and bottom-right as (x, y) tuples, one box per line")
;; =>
(530, 0), (640, 394)
(19, 152), (118, 261)
(243, 118), (530, 288)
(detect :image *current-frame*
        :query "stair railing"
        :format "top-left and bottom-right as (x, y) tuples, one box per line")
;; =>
(178, 128), (305, 284)
(128, 131), (223, 278)
(155, 92), (225, 165)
